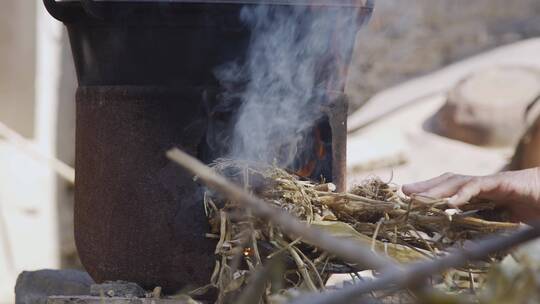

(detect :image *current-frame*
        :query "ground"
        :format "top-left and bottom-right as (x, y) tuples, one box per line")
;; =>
(347, 0), (540, 112)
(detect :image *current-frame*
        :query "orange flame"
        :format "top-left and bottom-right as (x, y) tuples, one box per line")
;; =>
(296, 127), (326, 178)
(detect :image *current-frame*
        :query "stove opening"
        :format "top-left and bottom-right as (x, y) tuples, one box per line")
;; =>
(291, 118), (333, 182)
(198, 96), (334, 184)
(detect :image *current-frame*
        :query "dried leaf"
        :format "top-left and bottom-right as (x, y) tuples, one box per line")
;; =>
(307, 220), (427, 264)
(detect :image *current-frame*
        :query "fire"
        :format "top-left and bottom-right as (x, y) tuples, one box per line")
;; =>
(296, 160), (317, 178)
(315, 127), (326, 159)
(296, 127), (327, 178)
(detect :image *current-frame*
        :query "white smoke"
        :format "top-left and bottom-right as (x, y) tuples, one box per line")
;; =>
(215, 3), (367, 167)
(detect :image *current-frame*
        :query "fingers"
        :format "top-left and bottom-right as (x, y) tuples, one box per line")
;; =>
(402, 169), (540, 222)
(418, 175), (472, 199)
(447, 177), (500, 207)
(402, 172), (456, 195)
(403, 173), (497, 206)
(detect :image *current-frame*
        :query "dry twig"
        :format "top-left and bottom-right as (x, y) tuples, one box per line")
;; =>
(290, 223), (540, 304)
(166, 148), (397, 271)
(167, 148), (530, 303)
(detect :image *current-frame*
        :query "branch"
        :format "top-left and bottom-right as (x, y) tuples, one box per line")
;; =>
(166, 148), (398, 271)
(290, 222), (540, 304)
(0, 120), (74, 184)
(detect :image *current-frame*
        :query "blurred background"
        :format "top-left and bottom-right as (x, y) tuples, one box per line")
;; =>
(1, 0), (540, 302)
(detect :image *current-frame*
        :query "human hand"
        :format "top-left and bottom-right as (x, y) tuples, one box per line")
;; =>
(402, 168), (540, 222)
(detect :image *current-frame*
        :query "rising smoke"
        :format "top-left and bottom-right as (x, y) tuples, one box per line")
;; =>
(214, 3), (367, 167)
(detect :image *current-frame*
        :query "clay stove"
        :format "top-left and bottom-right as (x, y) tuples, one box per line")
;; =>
(44, 0), (373, 293)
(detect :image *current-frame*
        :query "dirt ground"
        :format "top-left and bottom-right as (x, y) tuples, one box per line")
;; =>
(347, 0), (540, 112)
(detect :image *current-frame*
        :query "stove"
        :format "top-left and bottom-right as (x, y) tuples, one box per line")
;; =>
(44, 0), (373, 293)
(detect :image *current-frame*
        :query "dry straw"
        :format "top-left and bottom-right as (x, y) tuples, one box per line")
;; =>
(187, 158), (519, 303)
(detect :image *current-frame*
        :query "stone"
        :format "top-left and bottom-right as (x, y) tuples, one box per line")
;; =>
(47, 296), (191, 304)
(15, 269), (94, 304)
(90, 281), (146, 298)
